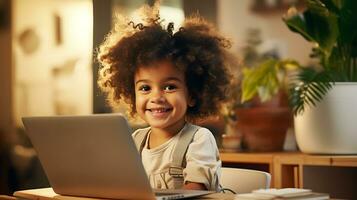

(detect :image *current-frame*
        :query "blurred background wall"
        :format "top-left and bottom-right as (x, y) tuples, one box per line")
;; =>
(218, 0), (312, 64)
(1, 0), (93, 194)
(13, 0), (93, 126)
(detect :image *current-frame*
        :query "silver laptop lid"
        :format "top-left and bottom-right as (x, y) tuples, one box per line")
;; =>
(22, 114), (155, 200)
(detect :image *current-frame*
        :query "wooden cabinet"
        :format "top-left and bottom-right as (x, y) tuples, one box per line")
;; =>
(220, 151), (357, 188)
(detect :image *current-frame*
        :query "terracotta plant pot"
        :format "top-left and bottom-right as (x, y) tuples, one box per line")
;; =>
(235, 107), (291, 151)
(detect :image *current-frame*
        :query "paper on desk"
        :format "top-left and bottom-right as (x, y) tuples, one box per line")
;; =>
(235, 193), (275, 200)
(14, 188), (57, 200)
(253, 188), (312, 198)
(235, 192), (330, 200)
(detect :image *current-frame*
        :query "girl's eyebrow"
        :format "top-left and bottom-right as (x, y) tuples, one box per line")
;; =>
(135, 79), (149, 85)
(135, 77), (183, 85)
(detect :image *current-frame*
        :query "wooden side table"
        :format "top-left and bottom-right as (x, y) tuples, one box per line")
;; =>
(220, 151), (357, 189)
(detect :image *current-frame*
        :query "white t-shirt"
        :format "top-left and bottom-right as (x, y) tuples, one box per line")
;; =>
(132, 123), (221, 191)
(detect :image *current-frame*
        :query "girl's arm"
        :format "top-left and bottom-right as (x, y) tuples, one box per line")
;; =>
(183, 182), (206, 190)
(183, 128), (221, 191)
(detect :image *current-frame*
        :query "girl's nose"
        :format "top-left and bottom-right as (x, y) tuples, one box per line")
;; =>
(150, 90), (165, 103)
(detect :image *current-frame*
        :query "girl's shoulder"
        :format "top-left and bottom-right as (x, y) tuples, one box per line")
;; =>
(188, 123), (216, 143)
(132, 126), (151, 138)
(131, 126), (151, 151)
(186, 124), (219, 157)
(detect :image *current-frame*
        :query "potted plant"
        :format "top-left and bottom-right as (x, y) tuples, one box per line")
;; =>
(226, 28), (300, 152)
(283, 0), (357, 154)
(237, 58), (300, 151)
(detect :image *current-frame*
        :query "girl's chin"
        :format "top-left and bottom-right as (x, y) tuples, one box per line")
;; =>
(146, 119), (186, 132)
(146, 120), (170, 129)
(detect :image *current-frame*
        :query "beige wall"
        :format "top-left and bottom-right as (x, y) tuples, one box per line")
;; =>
(13, 0), (93, 126)
(218, 0), (313, 65)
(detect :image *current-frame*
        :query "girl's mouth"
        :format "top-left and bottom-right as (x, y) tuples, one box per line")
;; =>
(146, 108), (173, 117)
(147, 108), (172, 113)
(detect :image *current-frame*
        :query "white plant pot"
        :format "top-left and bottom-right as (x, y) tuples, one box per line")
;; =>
(294, 82), (357, 154)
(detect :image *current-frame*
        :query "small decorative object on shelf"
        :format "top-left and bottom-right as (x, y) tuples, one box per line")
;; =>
(221, 133), (242, 152)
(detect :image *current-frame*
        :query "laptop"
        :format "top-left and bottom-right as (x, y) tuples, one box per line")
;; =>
(19, 114), (212, 200)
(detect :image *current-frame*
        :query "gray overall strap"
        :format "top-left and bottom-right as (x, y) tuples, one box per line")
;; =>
(133, 127), (150, 155)
(169, 123), (200, 178)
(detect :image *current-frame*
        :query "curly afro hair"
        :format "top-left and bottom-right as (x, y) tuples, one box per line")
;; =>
(97, 4), (235, 122)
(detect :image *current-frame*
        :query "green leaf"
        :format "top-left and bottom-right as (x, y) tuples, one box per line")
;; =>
(283, 12), (316, 43)
(241, 59), (280, 103)
(289, 68), (334, 115)
(307, 85), (323, 101)
(310, 83), (326, 97)
(337, 0), (357, 44)
(283, 0), (339, 56)
(320, 0), (342, 14)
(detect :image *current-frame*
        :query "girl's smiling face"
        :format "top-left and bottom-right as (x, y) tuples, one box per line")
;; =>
(134, 60), (193, 132)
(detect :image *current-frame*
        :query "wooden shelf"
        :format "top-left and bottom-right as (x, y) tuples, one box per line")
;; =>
(220, 151), (357, 188)
(220, 152), (275, 164)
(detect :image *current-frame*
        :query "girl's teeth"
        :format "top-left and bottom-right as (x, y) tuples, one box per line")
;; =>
(152, 109), (166, 113)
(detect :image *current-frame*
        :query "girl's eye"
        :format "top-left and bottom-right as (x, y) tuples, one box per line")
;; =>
(164, 85), (177, 91)
(138, 85), (150, 92)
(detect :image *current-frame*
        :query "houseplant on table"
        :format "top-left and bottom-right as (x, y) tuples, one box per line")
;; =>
(226, 28), (301, 152)
(237, 58), (300, 152)
(283, 0), (357, 154)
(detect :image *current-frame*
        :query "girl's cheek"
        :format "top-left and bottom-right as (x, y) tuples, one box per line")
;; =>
(135, 95), (145, 111)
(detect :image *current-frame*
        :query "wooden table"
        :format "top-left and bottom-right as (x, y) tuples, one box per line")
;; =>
(11, 188), (236, 200)
(220, 151), (357, 188)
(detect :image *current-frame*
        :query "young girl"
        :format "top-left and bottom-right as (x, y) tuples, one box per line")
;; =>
(97, 4), (233, 192)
